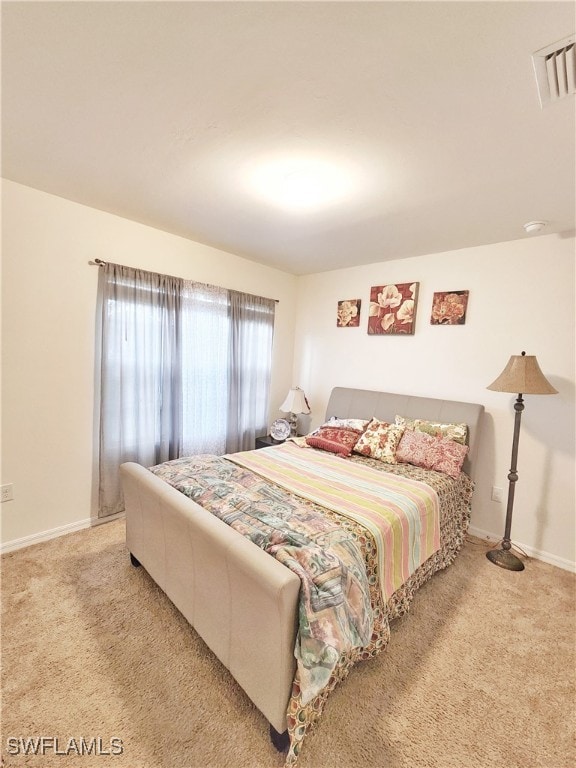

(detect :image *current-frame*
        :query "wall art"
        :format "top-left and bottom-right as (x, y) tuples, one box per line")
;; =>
(368, 283), (419, 335)
(337, 299), (361, 327)
(430, 290), (469, 325)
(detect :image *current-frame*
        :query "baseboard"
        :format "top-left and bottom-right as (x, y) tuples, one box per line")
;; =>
(2, 516), (573, 573)
(468, 525), (575, 573)
(0, 512), (125, 555)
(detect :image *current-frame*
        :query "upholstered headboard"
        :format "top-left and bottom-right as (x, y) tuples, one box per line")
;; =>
(325, 387), (484, 479)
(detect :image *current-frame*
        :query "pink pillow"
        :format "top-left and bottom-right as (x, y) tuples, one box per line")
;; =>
(396, 430), (469, 479)
(305, 427), (363, 457)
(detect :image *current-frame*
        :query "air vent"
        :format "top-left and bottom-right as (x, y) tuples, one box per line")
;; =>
(532, 34), (575, 107)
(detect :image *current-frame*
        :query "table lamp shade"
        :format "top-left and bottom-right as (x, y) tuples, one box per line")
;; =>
(280, 387), (311, 415)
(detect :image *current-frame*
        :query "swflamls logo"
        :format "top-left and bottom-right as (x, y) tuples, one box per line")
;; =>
(5, 736), (124, 756)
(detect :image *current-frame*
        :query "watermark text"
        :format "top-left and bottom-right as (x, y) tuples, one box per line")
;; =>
(6, 736), (123, 757)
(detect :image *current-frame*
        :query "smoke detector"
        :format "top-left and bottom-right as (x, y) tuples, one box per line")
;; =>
(523, 221), (547, 234)
(532, 35), (576, 107)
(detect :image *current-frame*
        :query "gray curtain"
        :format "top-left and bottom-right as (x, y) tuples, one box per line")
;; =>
(226, 291), (275, 453)
(98, 263), (182, 517)
(180, 281), (229, 457)
(97, 266), (276, 517)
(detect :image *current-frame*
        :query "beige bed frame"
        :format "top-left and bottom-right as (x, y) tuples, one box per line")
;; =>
(122, 387), (484, 741)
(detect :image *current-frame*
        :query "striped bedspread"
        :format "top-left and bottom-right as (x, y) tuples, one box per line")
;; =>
(227, 441), (440, 600)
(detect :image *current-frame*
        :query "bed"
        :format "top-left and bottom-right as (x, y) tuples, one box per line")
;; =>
(121, 387), (484, 763)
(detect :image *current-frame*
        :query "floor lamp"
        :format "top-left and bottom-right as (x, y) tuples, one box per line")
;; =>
(486, 351), (558, 571)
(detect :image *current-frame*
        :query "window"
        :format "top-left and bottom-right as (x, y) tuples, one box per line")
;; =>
(97, 263), (275, 516)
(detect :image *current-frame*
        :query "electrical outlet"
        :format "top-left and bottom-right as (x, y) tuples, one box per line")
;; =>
(1, 484), (14, 503)
(491, 486), (503, 503)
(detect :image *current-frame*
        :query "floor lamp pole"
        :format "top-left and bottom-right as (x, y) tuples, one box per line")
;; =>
(486, 394), (525, 571)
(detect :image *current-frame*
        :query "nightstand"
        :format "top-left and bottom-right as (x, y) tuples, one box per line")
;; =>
(255, 435), (285, 450)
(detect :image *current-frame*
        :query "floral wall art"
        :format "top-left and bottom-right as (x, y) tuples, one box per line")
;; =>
(337, 299), (361, 327)
(368, 283), (419, 335)
(430, 290), (469, 325)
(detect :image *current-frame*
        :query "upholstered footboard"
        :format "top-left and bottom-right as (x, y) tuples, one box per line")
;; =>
(121, 461), (301, 736)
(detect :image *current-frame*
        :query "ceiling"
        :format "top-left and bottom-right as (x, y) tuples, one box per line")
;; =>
(2, 1), (575, 276)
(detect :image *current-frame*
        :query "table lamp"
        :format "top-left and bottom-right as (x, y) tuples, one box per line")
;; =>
(280, 387), (311, 436)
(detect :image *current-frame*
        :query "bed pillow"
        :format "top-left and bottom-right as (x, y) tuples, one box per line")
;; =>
(395, 429), (469, 478)
(352, 418), (404, 463)
(323, 417), (370, 431)
(295, 418), (369, 449)
(305, 426), (364, 457)
(395, 415), (468, 445)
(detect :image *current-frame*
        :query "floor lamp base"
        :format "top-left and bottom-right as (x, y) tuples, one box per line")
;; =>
(486, 548), (525, 571)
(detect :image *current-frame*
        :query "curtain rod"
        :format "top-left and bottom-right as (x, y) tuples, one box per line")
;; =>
(88, 259), (279, 303)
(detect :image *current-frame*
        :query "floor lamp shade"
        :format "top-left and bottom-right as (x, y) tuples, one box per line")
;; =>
(486, 352), (557, 571)
(487, 353), (558, 396)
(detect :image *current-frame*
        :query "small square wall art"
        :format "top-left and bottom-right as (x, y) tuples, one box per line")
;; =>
(368, 283), (419, 335)
(337, 299), (361, 327)
(430, 290), (469, 325)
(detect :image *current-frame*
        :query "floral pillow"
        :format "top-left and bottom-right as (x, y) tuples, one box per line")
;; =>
(305, 427), (364, 457)
(395, 415), (468, 445)
(294, 418), (368, 449)
(395, 429), (469, 478)
(323, 417), (370, 431)
(352, 418), (405, 464)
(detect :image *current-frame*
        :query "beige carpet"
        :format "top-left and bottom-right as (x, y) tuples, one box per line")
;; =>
(2, 519), (575, 768)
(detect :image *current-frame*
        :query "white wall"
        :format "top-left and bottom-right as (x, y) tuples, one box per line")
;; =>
(293, 235), (575, 570)
(1, 180), (297, 547)
(2, 179), (574, 570)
